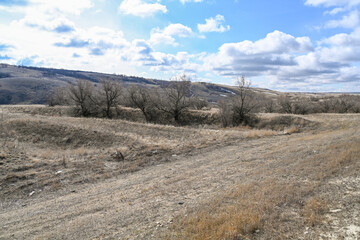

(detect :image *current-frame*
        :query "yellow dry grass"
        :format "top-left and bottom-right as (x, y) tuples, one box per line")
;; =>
(303, 197), (329, 227)
(166, 127), (360, 239)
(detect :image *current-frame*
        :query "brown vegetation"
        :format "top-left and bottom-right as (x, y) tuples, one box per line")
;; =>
(0, 102), (359, 239)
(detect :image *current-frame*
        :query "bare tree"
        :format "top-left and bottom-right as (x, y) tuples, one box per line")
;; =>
(47, 86), (68, 106)
(67, 80), (95, 117)
(218, 99), (233, 127)
(263, 98), (277, 113)
(155, 74), (191, 124)
(232, 76), (256, 125)
(279, 95), (293, 114)
(97, 78), (122, 118)
(190, 96), (209, 110)
(217, 76), (257, 127)
(128, 86), (155, 122)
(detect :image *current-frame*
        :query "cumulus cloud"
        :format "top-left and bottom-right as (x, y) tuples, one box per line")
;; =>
(54, 27), (129, 60)
(119, 0), (167, 17)
(54, 38), (90, 48)
(325, 10), (359, 28)
(197, 14), (230, 33)
(271, 28), (360, 86)
(0, 0), (93, 14)
(216, 30), (313, 56)
(20, 15), (76, 33)
(324, 7), (346, 15)
(149, 23), (193, 46)
(202, 29), (360, 88)
(0, 0), (93, 34)
(25, 0), (93, 15)
(305, 0), (360, 7)
(203, 31), (314, 78)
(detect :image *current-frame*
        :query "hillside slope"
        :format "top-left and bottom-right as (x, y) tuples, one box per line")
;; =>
(0, 64), (259, 104)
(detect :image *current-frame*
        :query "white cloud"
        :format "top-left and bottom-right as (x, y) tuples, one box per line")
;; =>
(325, 10), (359, 28)
(0, 0), (93, 15)
(149, 23), (193, 46)
(198, 14), (230, 33)
(18, 13), (76, 33)
(180, 0), (203, 4)
(219, 30), (313, 56)
(203, 31), (313, 78)
(162, 23), (193, 37)
(119, 0), (167, 17)
(305, 0), (360, 7)
(29, 0), (93, 15)
(320, 27), (360, 45)
(201, 29), (360, 89)
(324, 7), (346, 15)
(121, 39), (201, 73)
(272, 29), (360, 85)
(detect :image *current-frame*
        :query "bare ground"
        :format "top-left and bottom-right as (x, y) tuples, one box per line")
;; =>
(0, 106), (359, 239)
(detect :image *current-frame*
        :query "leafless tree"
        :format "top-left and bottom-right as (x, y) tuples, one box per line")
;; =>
(97, 78), (123, 118)
(190, 96), (209, 110)
(47, 86), (68, 106)
(218, 99), (233, 127)
(155, 74), (191, 124)
(128, 86), (155, 122)
(217, 76), (258, 127)
(263, 98), (277, 113)
(279, 95), (293, 114)
(67, 80), (95, 117)
(232, 76), (257, 125)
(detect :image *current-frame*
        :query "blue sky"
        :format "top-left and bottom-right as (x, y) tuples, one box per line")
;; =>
(0, 0), (360, 92)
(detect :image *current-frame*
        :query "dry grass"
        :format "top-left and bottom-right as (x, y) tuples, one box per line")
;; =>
(303, 197), (329, 227)
(0, 105), (285, 199)
(167, 179), (316, 240)
(243, 129), (277, 138)
(1, 105), (359, 239)
(285, 126), (300, 134)
(166, 125), (360, 239)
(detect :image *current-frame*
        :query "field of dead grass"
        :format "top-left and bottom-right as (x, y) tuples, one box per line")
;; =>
(0, 105), (359, 239)
(164, 115), (360, 240)
(0, 105), (284, 200)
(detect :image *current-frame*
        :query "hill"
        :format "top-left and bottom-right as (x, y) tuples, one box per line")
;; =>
(0, 64), (259, 105)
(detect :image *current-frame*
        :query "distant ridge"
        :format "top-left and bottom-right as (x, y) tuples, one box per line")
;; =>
(0, 63), (358, 105)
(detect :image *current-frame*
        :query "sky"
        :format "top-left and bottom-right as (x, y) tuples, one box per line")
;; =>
(0, 0), (360, 92)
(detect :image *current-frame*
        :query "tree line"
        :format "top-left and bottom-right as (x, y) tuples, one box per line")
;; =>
(49, 75), (360, 127)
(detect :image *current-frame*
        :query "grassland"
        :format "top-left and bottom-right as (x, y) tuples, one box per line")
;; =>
(0, 105), (359, 239)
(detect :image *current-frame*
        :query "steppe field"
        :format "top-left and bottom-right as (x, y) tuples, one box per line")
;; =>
(0, 105), (359, 239)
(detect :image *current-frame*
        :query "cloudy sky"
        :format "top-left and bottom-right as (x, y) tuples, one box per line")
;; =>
(0, 0), (360, 92)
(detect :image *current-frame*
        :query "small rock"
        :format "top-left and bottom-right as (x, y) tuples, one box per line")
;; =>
(172, 154), (177, 157)
(29, 191), (35, 196)
(55, 170), (62, 175)
(255, 229), (260, 233)
(330, 209), (342, 213)
(178, 202), (184, 205)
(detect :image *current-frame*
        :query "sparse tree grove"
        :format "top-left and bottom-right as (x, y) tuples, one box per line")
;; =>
(49, 75), (360, 126)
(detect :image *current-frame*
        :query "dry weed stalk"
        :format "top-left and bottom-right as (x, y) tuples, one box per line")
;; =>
(303, 197), (329, 226)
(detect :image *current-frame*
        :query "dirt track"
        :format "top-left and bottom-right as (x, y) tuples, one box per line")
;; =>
(1, 114), (359, 239)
